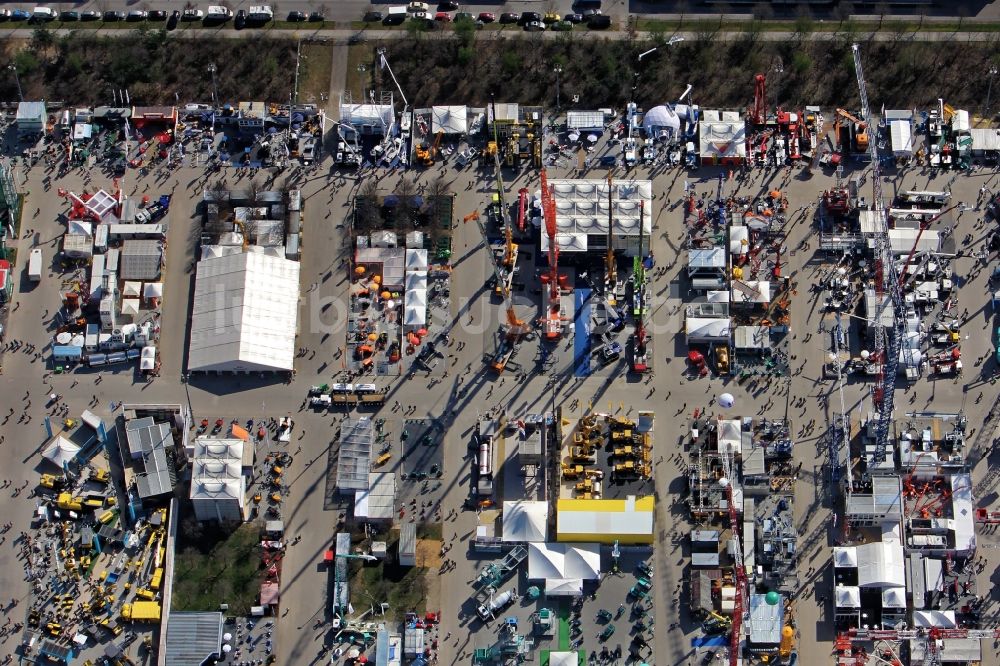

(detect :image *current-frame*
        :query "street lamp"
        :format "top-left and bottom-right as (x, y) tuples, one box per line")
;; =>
(986, 66), (998, 120)
(8, 64), (22, 103)
(771, 60), (784, 110)
(207, 63), (218, 107)
(553, 65), (563, 112)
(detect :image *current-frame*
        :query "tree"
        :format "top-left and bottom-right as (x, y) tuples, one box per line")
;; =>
(354, 178), (382, 235)
(31, 28), (55, 54)
(394, 176), (417, 233)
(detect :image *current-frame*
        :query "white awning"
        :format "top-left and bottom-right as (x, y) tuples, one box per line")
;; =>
(913, 610), (956, 628)
(143, 282), (163, 298)
(121, 298), (140, 317)
(405, 271), (427, 291)
(405, 249), (428, 270)
(890, 120), (913, 156)
(123, 281), (142, 297)
(545, 579), (583, 597)
(882, 586), (907, 608)
(856, 541), (906, 588)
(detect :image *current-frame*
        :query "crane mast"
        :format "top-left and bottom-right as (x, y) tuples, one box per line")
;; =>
(540, 167), (563, 339)
(606, 172), (617, 289)
(852, 43), (903, 464)
(720, 438), (748, 666)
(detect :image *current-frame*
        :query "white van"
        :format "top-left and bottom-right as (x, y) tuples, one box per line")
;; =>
(248, 5), (273, 20)
(28, 249), (43, 282)
(206, 5), (233, 19)
(32, 6), (56, 20)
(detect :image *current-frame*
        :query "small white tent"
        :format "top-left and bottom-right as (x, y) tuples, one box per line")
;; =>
(43, 436), (81, 468)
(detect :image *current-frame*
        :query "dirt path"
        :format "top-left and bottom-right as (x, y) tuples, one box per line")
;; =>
(327, 42), (348, 120)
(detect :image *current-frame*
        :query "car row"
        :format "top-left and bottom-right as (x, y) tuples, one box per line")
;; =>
(365, 6), (608, 30)
(0, 5), (295, 26)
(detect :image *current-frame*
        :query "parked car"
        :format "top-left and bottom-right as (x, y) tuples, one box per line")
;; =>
(407, 2), (429, 13)
(363, 10), (383, 22)
(81, 10), (101, 21)
(126, 10), (148, 21)
(233, 8), (245, 28)
(524, 19), (545, 31)
(149, 10), (167, 20)
(519, 11), (541, 24)
(454, 11), (474, 21)
(412, 11), (428, 20)
(587, 14), (611, 28)
(438, 0), (459, 9)
(181, 9), (204, 20)
(308, 11), (324, 22)
(287, 10), (306, 21)
(0, 10), (10, 20)
(382, 13), (404, 25)
(10, 9), (31, 20)
(543, 12), (560, 23)
(477, 12), (495, 22)
(499, 12), (519, 23)
(59, 10), (79, 20)
(564, 13), (583, 23)
(434, 11), (451, 21)
(103, 10), (125, 21)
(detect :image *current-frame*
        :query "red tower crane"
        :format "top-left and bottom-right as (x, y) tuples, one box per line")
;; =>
(540, 168), (563, 339)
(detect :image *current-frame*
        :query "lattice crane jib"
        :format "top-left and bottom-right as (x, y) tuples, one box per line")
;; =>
(851, 44), (904, 464)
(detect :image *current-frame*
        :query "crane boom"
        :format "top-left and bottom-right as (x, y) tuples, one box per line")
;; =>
(540, 167), (563, 339)
(720, 438), (748, 666)
(852, 43), (903, 464)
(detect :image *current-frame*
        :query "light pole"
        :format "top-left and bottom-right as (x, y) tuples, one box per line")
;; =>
(357, 62), (367, 93)
(8, 64), (22, 102)
(207, 63), (218, 107)
(771, 60), (784, 111)
(553, 65), (563, 112)
(986, 66), (998, 121)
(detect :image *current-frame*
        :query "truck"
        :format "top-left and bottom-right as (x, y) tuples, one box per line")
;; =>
(28, 248), (43, 282)
(476, 588), (517, 621)
(206, 5), (233, 19)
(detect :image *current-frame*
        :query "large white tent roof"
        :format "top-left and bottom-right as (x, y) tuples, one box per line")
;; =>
(188, 251), (300, 372)
(541, 179), (653, 253)
(43, 436), (81, 467)
(699, 116), (747, 160)
(549, 652), (580, 666)
(527, 543), (601, 581)
(502, 501), (549, 542)
(405, 249), (428, 271)
(431, 105), (467, 135)
(856, 541), (906, 588)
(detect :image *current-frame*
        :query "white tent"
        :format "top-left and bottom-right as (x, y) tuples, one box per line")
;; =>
(545, 579), (583, 597)
(882, 586), (906, 609)
(188, 252), (300, 373)
(405, 271), (427, 291)
(549, 652), (581, 666)
(527, 543), (601, 581)
(121, 298), (141, 318)
(856, 541), (906, 588)
(833, 546), (858, 568)
(67, 219), (93, 236)
(123, 281), (142, 298)
(685, 317), (731, 342)
(404, 305), (425, 326)
(143, 282), (163, 299)
(406, 289), (427, 309)
(43, 436), (81, 467)
(140, 346), (156, 371)
(502, 501), (549, 542)
(642, 105), (681, 137)
(717, 419), (741, 454)
(890, 119), (913, 157)
(913, 610), (956, 628)
(699, 114), (747, 164)
(405, 249), (429, 271)
(835, 585), (861, 608)
(431, 105), (468, 135)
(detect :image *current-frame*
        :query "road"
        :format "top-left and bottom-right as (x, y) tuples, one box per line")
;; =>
(1, 126), (1000, 666)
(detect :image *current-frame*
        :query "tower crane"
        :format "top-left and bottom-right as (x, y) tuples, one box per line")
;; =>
(720, 437), (748, 666)
(851, 43), (905, 464)
(540, 167), (563, 340)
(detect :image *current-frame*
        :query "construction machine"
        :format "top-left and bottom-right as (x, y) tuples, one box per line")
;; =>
(835, 108), (868, 151)
(540, 168), (565, 340)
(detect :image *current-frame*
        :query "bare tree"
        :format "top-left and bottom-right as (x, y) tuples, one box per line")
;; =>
(394, 176), (417, 233)
(354, 178), (381, 235)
